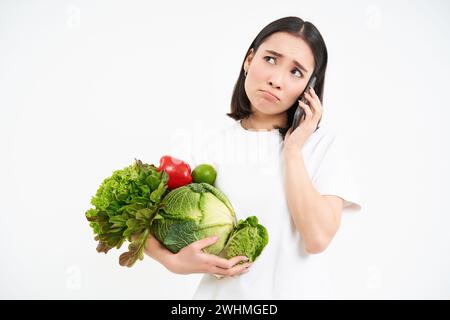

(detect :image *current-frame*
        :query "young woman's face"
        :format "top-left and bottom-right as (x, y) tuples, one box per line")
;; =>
(244, 31), (316, 117)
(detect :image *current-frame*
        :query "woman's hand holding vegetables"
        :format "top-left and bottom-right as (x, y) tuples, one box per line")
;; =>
(165, 236), (252, 277)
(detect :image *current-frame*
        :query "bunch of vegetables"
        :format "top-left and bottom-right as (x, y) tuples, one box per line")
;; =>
(85, 156), (268, 268)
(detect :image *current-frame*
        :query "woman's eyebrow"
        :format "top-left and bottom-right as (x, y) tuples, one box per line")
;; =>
(265, 49), (309, 73)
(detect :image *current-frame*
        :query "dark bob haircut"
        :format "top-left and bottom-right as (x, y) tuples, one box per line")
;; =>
(227, 16), (328, 139)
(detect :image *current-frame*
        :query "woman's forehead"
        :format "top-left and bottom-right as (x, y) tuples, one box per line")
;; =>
(259, 32), (315, 72)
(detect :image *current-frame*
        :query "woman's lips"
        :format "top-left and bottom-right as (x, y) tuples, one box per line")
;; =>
(259, 90), (279, 102)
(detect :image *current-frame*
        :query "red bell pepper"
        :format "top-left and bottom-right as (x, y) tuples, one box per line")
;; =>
(157, 155), (192, 190)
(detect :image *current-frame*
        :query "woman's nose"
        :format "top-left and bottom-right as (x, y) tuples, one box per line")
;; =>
(268, 72), (283, 88)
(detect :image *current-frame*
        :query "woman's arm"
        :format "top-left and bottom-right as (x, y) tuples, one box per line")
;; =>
(143, 234), (177, 269)
(143, 234), (252, 276)
(282, 87), (344, 254)
(283, 148), (343, 254)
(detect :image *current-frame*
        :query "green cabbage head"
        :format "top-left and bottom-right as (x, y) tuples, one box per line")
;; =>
(151, 183), (237, 255)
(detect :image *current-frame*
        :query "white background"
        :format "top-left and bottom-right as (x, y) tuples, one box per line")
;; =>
(1, 0), (449, 299)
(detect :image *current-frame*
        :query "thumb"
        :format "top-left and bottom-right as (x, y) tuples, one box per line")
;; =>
(285, 127), (292, 140)
(194, 236), (219, 250)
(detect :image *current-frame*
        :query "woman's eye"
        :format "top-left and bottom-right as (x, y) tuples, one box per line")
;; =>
(264, 56), (276, 64)
(292, 69), (302, 78)
(264, 56), (302, 78)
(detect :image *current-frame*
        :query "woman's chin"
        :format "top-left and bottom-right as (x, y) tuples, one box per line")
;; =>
(253, 99), (281, 113)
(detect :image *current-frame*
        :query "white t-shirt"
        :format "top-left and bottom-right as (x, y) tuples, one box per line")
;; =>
(183, 119), (362, 300)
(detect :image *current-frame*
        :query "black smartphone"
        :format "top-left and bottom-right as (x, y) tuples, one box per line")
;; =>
(291, 75), (317, 131)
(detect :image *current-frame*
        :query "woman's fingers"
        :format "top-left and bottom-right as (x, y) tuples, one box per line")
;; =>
(183, 236), (253, 277)
(303, 93), (316, 111)
(310, 87), (321, 105)
(209, 262), (252, 277)
(228, 261), (253, 276)
(203, 253), (249, 269)
(299, 100), (313, 118)
(305, 89), (322, 111)
(192, 236), (219, 250)
(201, 253), (251, 276)
(303, 89), (322, 122)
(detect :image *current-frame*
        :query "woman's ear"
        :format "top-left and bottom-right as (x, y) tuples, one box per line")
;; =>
(244, 48), (254, 73)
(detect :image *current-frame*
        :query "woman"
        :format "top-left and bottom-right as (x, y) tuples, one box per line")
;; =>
(145, 16), (362, 299)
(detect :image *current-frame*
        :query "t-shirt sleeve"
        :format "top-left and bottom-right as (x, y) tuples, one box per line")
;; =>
(312, 129), (362, 213)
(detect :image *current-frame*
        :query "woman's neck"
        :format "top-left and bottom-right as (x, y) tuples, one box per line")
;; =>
(242, 113), (287, 131)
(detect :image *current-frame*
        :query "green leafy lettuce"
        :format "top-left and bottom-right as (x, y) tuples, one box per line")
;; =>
(85, 159), (169, 267)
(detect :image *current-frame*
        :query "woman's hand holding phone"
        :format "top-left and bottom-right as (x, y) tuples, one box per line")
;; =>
(284, 86), (323, 151)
